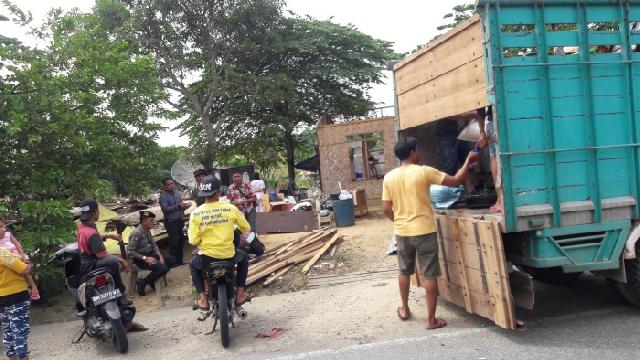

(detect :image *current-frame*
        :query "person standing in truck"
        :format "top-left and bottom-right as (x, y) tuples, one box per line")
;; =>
(477, 106), (502, 212)
(435, 117), (476, 193)
(382, 137), (478, 330)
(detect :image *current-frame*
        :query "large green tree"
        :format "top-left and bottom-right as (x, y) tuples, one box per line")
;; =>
(112, 0), (283, 171)
(234, 16), (395, 185)
(0, 1), (166, 201)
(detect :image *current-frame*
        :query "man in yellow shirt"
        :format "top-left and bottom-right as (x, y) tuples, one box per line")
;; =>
(188, 176), (253, 310)
(382, 137), (478, 330)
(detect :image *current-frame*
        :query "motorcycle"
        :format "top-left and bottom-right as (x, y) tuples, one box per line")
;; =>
(195, 255), (248, 348)
(48, 243), (135, 353)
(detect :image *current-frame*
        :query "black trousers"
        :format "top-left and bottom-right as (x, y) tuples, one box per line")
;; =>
(133, 254), (174, 285)
(165, 219), (186, 265)
(189, 250), (249, 294)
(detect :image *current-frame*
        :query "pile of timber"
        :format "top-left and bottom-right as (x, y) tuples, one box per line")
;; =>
(247, 229), (343, 286)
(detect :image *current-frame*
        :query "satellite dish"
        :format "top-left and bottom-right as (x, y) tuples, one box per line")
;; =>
(171, 158), (202, 189)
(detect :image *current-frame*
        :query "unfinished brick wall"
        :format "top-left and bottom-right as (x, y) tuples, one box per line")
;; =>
(317, 117), (396, 199)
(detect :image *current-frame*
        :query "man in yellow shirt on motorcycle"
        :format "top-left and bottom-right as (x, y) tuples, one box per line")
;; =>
(188, 176), (253, 310)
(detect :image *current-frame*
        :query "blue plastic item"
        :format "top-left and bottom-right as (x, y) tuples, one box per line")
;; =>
(333, 199), (355, 227)
(430, 185), (464, 209)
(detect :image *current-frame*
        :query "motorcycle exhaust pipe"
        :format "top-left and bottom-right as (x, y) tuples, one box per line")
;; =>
(234, 306), (247, 320)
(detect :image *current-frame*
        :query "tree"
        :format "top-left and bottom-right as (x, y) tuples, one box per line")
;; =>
(113, 0), (284, 171)
(0, 1), (167, 201)
(245, 17), (395, 185)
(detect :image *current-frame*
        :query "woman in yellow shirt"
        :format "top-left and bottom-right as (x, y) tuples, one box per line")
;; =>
(0, 217), (33, 360)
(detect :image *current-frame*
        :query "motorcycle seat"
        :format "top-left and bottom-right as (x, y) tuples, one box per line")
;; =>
(205, 261), (235, 273)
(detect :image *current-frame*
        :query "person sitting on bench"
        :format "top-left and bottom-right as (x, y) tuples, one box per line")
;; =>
(128, 211), (175, 296)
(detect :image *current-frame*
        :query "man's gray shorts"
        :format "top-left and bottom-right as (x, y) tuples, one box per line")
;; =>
(396, 233), (441, 279)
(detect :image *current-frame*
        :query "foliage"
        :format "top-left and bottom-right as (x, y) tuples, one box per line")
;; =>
(12, 200), (75, 296)
(243, 16), (396, 183)
(437, 3), (475, 31)
(0, 0), (167, 201)
(110, 0), (284, 171)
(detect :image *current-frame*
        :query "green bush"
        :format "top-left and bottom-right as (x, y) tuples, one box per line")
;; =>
(12, 200), (75, 297)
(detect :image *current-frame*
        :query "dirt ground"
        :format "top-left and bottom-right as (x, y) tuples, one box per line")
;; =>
(31, 208), (397, 325)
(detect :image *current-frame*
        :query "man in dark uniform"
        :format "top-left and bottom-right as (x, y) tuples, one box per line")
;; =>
(128, 211), (175, 296)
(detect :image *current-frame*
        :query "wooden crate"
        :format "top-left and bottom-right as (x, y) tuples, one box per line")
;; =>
(394, 14), (489, 130)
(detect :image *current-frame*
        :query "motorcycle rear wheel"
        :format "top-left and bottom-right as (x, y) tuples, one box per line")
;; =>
(108, 317), (128, 353)
(217, 284), (230, 348)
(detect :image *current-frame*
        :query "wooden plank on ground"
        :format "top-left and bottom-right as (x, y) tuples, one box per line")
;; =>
(256, 211), (318, 234)
(301, 234), (342, 274)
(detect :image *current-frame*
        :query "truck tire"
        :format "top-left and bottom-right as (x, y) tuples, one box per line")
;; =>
(524, 266), (582, 285)
(608, 250), (640, 306)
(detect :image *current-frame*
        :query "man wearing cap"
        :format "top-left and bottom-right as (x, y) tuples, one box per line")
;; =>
(128, 211), (175, 296)
(76, 199), (130, 305)
(188, 176), (253, 311)
(159, 178), (190, 266)
(191, 169), (208, 207)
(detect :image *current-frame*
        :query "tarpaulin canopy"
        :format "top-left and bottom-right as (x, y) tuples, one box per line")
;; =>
(295, 154), (320, 173)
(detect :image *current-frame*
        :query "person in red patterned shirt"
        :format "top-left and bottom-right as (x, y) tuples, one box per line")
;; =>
(226, 171), (257, 231)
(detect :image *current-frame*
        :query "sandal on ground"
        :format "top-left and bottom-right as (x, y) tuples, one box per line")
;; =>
(192, 301), (209, 311)
(30, 290), (40, 301)
(427, 317), (447, 330)
(235, 293), (254, 306)
(397, 307), (410, 321)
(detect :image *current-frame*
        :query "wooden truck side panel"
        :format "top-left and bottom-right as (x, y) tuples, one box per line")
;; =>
(394, 14), (489, 130)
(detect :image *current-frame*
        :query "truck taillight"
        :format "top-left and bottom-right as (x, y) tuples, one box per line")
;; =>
(94, 275), (108, 288)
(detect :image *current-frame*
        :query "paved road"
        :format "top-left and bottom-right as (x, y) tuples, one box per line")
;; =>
(30, 273), (640, 360)
(259, 274), (640, 360)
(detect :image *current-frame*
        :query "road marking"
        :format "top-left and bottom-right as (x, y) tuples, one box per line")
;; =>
(264, 306), (631, 360)
(265, 328), (486, 360)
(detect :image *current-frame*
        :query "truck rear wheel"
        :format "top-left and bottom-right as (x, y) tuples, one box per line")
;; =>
(608, 254), (640, 306)
(523, 266), (583, 285)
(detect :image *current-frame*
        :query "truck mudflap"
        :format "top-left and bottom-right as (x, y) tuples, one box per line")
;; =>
(434, 215), (531, 329)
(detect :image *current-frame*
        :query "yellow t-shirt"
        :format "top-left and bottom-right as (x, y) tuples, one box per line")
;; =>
(0, 249), (28, 297)
(382, 164), (446, 236)
(188, 201), (251, 259)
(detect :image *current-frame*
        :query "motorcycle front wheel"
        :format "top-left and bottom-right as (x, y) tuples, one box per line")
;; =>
(217, 284), (230, 348)
(108, 316), (128, 353)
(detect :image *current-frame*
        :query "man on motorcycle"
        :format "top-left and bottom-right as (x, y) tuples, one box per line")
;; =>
(76, 199), (130, 306)
(188, 176), (253, 310)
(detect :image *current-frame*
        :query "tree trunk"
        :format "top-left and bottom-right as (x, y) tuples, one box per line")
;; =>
(284, 130), (297, 192)
(201, 153), (215, 174)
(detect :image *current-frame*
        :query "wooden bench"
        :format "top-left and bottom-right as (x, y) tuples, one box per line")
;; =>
(128, 261), (168, 298)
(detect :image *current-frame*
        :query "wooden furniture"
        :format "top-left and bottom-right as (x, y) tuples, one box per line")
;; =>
(352, 189), (368, 217)
(128, 261), (168, 298)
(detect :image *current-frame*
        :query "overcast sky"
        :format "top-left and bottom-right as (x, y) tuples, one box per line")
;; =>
(1, 0), (463, 146)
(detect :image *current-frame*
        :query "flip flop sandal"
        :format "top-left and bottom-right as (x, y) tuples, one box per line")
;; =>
(235, 293), (254, 306)
(192, 301), (209, 311)
(397, 307), (410, 321)
(427, 317), (447, 330)
(30, 291), (41, 301)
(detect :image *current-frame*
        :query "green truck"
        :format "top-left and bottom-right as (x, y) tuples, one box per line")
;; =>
(393, 0), (640, 328)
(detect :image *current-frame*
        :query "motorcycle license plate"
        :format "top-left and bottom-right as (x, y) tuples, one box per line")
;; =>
(91, 289), (122, 305)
